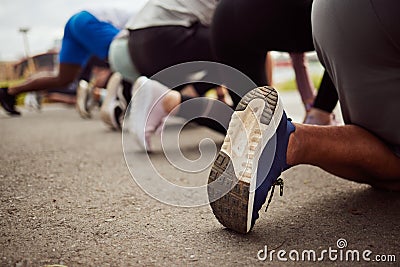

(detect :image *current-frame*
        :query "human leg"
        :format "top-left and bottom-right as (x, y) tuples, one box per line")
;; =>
(288, 124), (400, 190)
(3, 11), (90, 98)
(211, 0), (269, 86)
(289, 52), (316, 111)
(11, 11), (116, 96)
(312, 0), (400, 145)
(0, 62), (80, 115)
(177, 93), (232, 135)
(208, 85), (400, 234)
(207, 0), (400, 235)
(129, 24), (215, 75)
(304, 71), (339, 125)
(211, 0), (315, 106)
(78, 56), (110, 82)
(265, 53), (274, 86)
(76, 64), (113, 119)
(312, 72), (338, 114)
(307, 0), (400, 185)
(8, 63), (81, 96)
(128, 77), (234, 151)
(128, 24), (218, 96)
(128, 77), (179, 151)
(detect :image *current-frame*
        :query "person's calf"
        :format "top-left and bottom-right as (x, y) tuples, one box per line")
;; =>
(287, 123), (400, 189)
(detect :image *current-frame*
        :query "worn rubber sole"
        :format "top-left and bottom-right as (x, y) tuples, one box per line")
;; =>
(208, 86), (283, 234)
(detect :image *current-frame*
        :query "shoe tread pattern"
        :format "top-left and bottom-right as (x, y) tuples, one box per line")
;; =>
(208, 86), (279, 234)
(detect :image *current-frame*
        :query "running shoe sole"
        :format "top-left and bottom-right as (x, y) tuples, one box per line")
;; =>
(208, 86), (283, 234)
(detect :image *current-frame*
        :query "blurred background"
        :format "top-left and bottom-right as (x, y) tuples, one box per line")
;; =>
(0, 0), (324, 103)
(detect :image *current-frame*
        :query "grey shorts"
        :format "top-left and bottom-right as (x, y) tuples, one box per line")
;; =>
(312, 0), (400, 148)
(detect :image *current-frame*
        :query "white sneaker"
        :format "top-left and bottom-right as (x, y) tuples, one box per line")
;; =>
(76, 80), (95, 119)
(24, 92), (42, 111)
(208, 86), (294, 234)
(129, 76), (169, 152)
(100, 72), (127, 130)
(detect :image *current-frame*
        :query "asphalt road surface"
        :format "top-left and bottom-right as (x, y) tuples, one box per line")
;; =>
(1, 92), (399, 266)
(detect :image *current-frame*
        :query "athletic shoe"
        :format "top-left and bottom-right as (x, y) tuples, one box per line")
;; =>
(129, 76), (169, 152)
(76, 79), (95, 119)
(0, 87), (21, 116)
(100, 72), (127, 130)
(207, 86), (295, 234)
(24, 92), (42, 111)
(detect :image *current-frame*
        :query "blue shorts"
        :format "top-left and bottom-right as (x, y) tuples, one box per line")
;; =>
(59, 11), (119, 66)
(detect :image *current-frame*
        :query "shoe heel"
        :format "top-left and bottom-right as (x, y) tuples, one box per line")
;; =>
(208, 151), (250, 234)
(236, 86), (278, 126)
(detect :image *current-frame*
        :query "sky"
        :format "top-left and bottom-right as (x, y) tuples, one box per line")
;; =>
(0, 0), (148, 61)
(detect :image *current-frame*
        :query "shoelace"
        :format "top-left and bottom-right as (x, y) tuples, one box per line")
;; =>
(265, 177), (284, 212)
(263, 116), (291, 212)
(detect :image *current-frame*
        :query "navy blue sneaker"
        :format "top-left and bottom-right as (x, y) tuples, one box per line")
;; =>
(208, 86), (295, 234)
